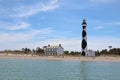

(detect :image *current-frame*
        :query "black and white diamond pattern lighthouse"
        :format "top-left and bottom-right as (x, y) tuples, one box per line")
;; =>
(81, 19), (87, 56)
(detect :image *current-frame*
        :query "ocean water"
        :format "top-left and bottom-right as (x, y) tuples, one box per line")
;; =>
(0, 59), (120, 80)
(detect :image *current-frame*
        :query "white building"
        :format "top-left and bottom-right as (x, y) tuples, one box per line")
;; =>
(43, 44), (64, 55)
(86, 49), (95, 57)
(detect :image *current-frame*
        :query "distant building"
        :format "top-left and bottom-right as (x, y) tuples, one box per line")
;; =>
(43, 44), (64, 55)
(86, 50), (95, 57)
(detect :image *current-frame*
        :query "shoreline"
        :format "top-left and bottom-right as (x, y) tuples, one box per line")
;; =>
(0, 54), (120, 62)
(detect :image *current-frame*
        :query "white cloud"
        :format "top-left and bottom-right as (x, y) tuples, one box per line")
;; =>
(89, 0), (113, 3)
(95, 26), (104, 30)
(0, 0), (59, 31)
(0, 33), (31, 42)
(10, 22), (30, 30)
(0, 28), (53, 42)
(0, 38), (81, 51)
(13, 0), (58, 18)
(106, 22), (120, 26)
(91, 20), (120, 31)
(68, 0), (114, 10)
(88, 36), (120, 51)
(0, 36), (119, 51)
(40, 37), (120, 51)
(33, 27), (53, 34)
(0, 21), (30, 30)
(51, 0), (58, 4)
(39, 38), (81, 51)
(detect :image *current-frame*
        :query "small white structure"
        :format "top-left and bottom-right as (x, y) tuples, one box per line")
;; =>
(43, 44), (64, 55)
(86, 49), (95, 57)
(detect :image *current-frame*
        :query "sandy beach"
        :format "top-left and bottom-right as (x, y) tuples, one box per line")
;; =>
(0, 53), (120, 62)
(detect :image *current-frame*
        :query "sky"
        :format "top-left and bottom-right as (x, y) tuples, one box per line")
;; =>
(0, 0), (120, 51)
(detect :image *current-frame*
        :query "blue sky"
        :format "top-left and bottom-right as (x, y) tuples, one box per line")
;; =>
(0, 0), (120, 51)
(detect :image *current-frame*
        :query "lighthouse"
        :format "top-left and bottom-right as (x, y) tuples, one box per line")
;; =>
(81, 19), (87, 56)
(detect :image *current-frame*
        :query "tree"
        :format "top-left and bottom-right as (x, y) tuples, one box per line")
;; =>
(22, 48), (31, 54)
(36, 47), (44, 55)
(109, 48), (120, 55)
(64, 51), (69, 55)
(98, 48), (120, 55)
(32, 49), (36, 53)
(43, 46), (47, 49)
(95, 50), (100, 56)
(100, 49), (108, 55)
(70, 51), (75, 55)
